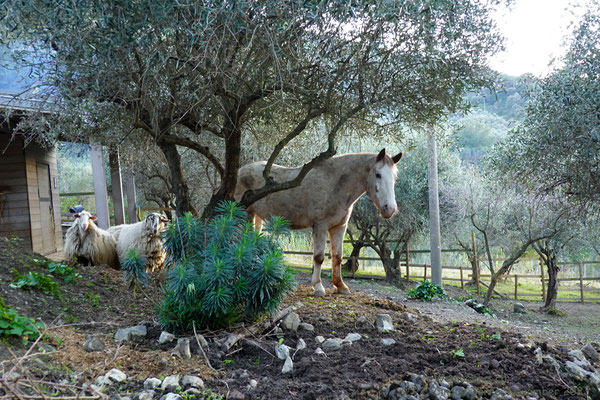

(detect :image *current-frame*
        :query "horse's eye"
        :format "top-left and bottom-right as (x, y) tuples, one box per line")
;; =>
(375, 173), (381, 179)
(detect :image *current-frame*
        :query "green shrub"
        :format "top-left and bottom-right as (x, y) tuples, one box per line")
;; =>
(122, 249), (149, 291)
(0, 298), (45, 344)
(158, 201), (296, 332)
(10, 271), (61, 299)
(406, 280), (447, 302)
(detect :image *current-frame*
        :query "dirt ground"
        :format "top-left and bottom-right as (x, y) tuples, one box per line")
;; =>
(0, 237), (599, 399)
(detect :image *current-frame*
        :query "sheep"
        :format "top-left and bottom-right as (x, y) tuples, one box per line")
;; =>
(115, 213), (169, 272)
(63, 211), (119, 269)
(107, 225), (124, 241)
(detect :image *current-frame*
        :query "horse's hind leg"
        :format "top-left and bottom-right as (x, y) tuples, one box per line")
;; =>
(330, 224), (350, 294)
(247, 210), (264, 232)
(311, 225), (327, 297)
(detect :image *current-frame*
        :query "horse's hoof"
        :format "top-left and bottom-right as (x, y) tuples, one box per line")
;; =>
(335, 288), (351, 295)
(313, 288), (326, 297)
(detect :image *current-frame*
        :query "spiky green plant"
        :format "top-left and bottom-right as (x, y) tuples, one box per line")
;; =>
(158, 201), (296, 332)
(122, 249), (148, 292)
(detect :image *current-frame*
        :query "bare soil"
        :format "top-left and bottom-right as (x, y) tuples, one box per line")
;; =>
(0, 237), (599, 399)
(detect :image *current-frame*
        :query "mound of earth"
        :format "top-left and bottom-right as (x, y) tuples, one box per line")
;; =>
(0, 237), (599, 400)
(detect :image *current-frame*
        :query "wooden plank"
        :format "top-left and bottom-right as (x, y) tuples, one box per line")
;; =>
(0, 214), (31, 223)
(0, 207), (31, 217)
(514, 274), (518, 300)
(578, 263), (584, 302)
(0, 222), (31, 232)
(0, 169), (26, 179)
(3, 193), (28, 201)
(0, 155), (26, 163)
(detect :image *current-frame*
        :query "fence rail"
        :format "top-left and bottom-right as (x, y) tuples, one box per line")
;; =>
(284, 244), (600, 303)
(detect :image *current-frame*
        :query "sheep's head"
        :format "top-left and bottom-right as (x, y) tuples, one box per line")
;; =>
(144, 213), (169, 236)
(73, 211), (97, 232)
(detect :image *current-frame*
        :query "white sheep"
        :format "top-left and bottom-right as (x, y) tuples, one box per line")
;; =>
(114, 213), (169, 272)
(63, 211), (119, 269)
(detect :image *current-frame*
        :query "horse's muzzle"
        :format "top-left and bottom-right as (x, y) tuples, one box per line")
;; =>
(381, 204), (396, 219)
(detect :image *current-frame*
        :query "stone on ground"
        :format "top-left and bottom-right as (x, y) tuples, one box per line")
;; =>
(83, 335), (105, 352)
(158, 331), (175, 344)
(275, 344), (291, 360)
(281, 312), (301, 331)
(344, 333), (362, 342)
(513, 303), (526, 313)
(381, 338), (396, 346)
(582, 343), (600, 362)
(375, 314), (395, 332)
(181, 375), (204, 389)
(282, 356), (293, 374)
(114, 325), (147, 342)
(322, 338), (344, 352)
(161, 375), (180, 392)
(143, 377), (162, 390)
(105, 368), (127, 383)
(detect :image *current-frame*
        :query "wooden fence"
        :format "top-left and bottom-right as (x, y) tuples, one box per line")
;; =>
(284, 244), (600, 303)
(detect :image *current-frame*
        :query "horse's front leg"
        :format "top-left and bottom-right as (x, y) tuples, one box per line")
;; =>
(311, 224), (327, 297)
(330, 224), (350, 294)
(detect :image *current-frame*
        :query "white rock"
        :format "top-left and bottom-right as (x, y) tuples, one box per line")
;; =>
(275, 344), (291, 360)
(161, 375), (180, 391)
(158, 331), (175, 344)
(181, 375), (204, 389)
(582, 343), (600, 362)
(298, 323), (314, 332)
(172, 339), (191, 359)
(344, 333), (362, 342)
(281, 312), (300, 331)
(114, 325), (147, 342)
(296, 339), (307, 351)
(381, 338), (397, 346)
(137, 391), (155, 400)
(144, 377), (162, 390)
(282, 356), (293, 374)
(315, 348), (326, 355)
(375, 314), (394, 333)
(248, 379), (258, 390)
(322, 338), (344, 352)
(105, 368), (127, 383)
(315, 336), (325, 344)
(163, 394), (182, 400)
(534, 347), (543, 365)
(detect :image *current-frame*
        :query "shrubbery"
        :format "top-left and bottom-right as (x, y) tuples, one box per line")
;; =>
(158, 201), (295, 332)
(406, 280), (447, 302)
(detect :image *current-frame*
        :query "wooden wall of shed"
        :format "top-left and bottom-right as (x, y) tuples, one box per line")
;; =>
(24, 143), (63, 253)
(0, 134), (32, 248)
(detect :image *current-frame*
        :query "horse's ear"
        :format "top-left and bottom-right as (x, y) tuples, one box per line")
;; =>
(392, 152), (403, 164)
(376, 148), (386, 162)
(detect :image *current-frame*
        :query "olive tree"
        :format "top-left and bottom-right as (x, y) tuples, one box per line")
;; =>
(490, 4), (600, 207)
(3, 0), (507, 217)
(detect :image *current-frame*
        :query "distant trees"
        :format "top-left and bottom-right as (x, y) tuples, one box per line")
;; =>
(3, 0), (507, 217)
(489, 4), (600, 207)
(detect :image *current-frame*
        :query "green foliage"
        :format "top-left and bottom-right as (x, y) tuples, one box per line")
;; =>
(33, 259), (82, 284)
(10, 272), (61, 299)
(0, 299), (45, 344)
(406, 280), (447, 302)
(158, 201), (296, 332)
(122, 250), (149, 290)
(452, 348), (465, 359)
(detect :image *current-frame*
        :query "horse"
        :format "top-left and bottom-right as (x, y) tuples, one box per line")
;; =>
(235, 148), (402, 296)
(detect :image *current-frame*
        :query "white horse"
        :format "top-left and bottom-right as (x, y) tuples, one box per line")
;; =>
(235, 149), (402, 296)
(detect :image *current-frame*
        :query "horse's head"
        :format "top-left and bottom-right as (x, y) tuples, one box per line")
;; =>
(366, 148), (402, 219)
(73, 211), (97, 232)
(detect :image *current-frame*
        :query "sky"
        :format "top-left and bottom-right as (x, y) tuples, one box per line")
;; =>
(489, 0), (592, 77)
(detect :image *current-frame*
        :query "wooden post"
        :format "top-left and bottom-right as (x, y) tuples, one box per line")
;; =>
(471, 231), (480, 295)
(405, 243), (410, 281)
(125, 176), (137, 223)
(90, 144), (110, 230)
(540, 257), (546, 302)
(514, 274), (518, 300)
(460, 266), (464, 290)
(424, 264), (427, 281)
(579, 262), (584, 303)
(109, 149), (125, 226)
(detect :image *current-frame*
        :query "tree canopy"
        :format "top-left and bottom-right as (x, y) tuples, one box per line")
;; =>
(2, 0), (507, 216)
(488, 4), (600, 208)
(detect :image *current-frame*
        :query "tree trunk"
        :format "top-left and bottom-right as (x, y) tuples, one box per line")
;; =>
(538, 245), (559, 312)
(427, 130), (442, 286)
(381, 247), (403, 288)
(342, 240), (363, 274)
(158, 140), (199, 217)
(202, 119), (242, 220)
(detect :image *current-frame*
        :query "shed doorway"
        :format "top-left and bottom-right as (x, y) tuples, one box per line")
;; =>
(36, 162), (56, 254)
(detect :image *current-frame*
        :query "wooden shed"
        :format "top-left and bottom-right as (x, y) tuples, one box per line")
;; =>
(0, 117), (63, 255)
